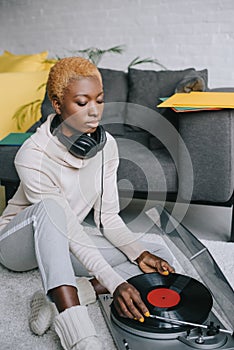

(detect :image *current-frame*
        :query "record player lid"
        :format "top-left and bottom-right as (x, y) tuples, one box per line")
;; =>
(153, 205), (234, 331)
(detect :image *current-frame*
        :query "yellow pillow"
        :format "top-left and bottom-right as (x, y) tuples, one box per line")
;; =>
(0, 70), (49, 139)
(0, 50), (48, 73)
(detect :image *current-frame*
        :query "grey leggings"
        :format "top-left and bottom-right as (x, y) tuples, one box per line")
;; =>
(0, 199), (173, 294)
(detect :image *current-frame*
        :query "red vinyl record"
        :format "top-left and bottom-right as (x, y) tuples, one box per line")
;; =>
(111, 273), (213, 334)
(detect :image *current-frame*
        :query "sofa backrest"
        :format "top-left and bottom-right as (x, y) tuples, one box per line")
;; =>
(37, 66), (208, 149)
(126, 67), (208, 149)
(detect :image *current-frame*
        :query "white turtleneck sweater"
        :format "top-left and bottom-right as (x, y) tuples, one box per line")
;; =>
(0, 114), (146, 294)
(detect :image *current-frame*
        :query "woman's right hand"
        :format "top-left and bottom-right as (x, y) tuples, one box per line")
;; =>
(113, 282), (149, 322)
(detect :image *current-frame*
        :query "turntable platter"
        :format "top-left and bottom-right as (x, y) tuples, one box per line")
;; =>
(111, 273), (213, 336)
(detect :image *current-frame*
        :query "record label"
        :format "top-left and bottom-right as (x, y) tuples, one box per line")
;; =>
(147, 288), (181, 308)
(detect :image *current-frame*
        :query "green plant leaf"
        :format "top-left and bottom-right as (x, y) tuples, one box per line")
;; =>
(34, 101), (42, 122)
(71, 45), (125, 65)
(37, 82), (47, 91)
(128, 56), (167, 70)
(44, 58), (59, 64)
(12, 99), (42, 130)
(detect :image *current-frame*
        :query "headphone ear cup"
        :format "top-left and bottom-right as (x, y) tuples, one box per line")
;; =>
(73, 134), (98, 159)
(55, 126), (107, 159)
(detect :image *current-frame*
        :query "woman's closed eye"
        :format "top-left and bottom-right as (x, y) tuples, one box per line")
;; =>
(76, 100), (87, 107)
(76, 98), (104, 107)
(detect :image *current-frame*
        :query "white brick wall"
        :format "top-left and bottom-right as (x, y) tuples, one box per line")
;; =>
(0, 0), (234, 87)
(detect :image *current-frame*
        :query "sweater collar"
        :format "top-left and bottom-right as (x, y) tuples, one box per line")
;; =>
(31, 114), (90, 169)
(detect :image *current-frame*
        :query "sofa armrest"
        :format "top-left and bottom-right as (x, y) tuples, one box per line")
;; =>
(178, 109), (234, 203)
(0, 146), (20, 182)
(0, 146), (21, 202)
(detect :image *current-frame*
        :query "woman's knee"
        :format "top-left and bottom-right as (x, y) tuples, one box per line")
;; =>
(36, 198), (64, 215)
(30, 199), (68, 242)
(34, 198), (66, 224)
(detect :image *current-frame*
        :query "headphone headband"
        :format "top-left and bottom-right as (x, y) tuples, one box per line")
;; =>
(51, 115), (107, 159)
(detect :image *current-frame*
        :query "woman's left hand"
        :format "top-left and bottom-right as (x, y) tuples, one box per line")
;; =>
(136, 251), (175, 275)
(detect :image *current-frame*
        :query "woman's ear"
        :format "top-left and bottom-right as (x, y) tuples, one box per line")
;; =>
(52, 98), (61, 115)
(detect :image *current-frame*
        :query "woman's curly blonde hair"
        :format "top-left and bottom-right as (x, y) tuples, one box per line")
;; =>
(47, 56), (102, 102)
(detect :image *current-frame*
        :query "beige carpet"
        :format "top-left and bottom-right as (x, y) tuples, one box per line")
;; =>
(0, 232), (233, 350)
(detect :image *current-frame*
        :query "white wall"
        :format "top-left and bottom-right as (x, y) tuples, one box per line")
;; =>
(0, 0), (234, 88)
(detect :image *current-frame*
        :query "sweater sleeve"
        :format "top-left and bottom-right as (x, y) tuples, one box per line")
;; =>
(14, 158), (126, 294)
(93, 137), (146, 262)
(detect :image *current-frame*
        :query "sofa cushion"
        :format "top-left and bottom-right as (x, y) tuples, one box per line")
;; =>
(0, 50), (48, 73)
(127, 67), (208, 149)
(127, 67), (208, 112)
(99, 68), (128, 136)
(99, 68), (128, 102)
(116, 138), (177, 193)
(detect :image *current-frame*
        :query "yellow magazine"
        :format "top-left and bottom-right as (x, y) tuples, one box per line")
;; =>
(157, 92), (234, 109)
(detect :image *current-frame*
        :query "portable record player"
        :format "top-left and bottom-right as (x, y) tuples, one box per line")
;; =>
(98, 206), (234, 350)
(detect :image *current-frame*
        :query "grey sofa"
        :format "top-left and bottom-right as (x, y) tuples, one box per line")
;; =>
(0, 67), (233, 240)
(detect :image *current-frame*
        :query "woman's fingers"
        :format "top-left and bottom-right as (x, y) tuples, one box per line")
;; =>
(113, 300), (126, 318)
(113, 282), (149, 321)
(114, 295), (146, 321)
(130, 289), (149, 320)
(138, 252), (175, 275)
(157, 260), (175, 274)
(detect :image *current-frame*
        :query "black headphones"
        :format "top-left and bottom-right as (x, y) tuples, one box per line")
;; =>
(50, 114), (107, 159)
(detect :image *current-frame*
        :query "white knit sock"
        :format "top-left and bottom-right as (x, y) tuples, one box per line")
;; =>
(28, 278), (96, 337)
(29, 290), (56, 336)
(75, 277), (97, 306)
(54, 305), (102, 350)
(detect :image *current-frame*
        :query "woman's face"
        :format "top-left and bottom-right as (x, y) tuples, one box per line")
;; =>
(52, 76), (104, 136)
